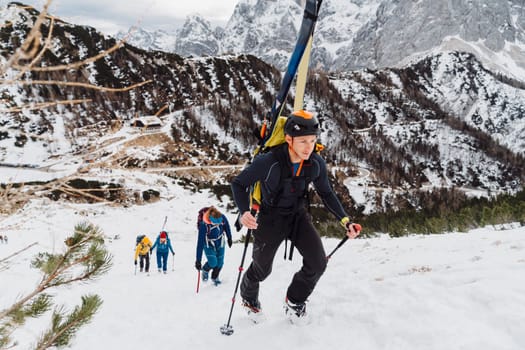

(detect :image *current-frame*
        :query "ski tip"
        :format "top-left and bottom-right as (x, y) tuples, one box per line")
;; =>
(220, 324), (234, 336)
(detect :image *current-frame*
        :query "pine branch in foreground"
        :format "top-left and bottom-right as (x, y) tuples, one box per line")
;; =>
(0, 222), (112, 349)
(34, 295), (103, 350)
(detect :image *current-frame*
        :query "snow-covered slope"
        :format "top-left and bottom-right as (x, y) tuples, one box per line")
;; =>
(1, 186), (524, 349)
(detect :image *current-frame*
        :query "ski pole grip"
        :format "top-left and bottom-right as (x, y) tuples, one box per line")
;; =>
(340, 217), (361, 232)
(250, 204), (259, 216)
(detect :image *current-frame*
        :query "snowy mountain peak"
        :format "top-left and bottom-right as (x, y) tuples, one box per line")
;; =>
(220, 0), (304, 68)
(341, 0), (525, 81)
(174, 14), (221, 57)
(115, 27), (176, 53)
(117, 0), (525, 82)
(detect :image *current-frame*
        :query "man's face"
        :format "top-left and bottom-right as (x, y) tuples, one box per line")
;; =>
(286, 134), (317, 161)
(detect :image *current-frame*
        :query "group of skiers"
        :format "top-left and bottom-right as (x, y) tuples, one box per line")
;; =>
(134, 231), (175, 274)
(133, 206), (233, 284)
(132, 110), (361, 322)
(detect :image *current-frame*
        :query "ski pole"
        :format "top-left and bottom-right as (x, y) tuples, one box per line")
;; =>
(196, 270), (201, 293)
(172, 253), (175, 271)
(326, 224), (361, 260)
(220, 206), (258, 336)
(161, 216), (167, 231)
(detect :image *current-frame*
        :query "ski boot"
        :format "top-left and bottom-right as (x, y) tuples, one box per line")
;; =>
(284, 297), (308, 325)
(242, 299), (265, 323)
(212, 278), (221, 286)
(201, 269), (209, 281)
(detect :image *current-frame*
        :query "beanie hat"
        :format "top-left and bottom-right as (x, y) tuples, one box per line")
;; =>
(160, 231), (167, 239)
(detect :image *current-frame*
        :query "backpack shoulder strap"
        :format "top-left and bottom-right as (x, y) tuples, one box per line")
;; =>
(264, 144), (291, 206)
(270, 143), (292, 177)
(265, 143), (315, 206)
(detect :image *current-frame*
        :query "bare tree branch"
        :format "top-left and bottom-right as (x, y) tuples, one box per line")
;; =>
(0, 99), (92, 113)
(14, 37), (127, 73)
(154, 104), (169, 116)
(11, 15), (55, 82)
(0, 1), (149, 113)
(0, 1), (52, 74)
(1, 79), (152, 92)
(0, 242), (38, 264)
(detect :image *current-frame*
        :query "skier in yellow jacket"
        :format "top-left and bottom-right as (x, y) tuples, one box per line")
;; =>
(134, 235), (152, 273)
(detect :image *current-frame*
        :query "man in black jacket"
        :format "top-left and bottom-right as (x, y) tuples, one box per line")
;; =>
(230, 110), (361, 321)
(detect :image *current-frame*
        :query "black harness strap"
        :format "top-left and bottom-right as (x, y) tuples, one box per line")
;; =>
(269, 144), (313, 260)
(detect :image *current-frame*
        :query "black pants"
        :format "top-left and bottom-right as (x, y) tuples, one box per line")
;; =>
(139, 253), (150, 272)
(202, 262), (222, 279)
(240, 207), (327, 304)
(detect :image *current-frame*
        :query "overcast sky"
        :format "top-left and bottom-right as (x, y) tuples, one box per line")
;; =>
(7, 0), (239, 34)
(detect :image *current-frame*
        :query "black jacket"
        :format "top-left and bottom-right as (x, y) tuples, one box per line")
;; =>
(231, 144), (348, 220)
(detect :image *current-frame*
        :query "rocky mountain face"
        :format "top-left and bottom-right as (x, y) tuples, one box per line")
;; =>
(1, 3), (524, 214)
(115, 16), (222, 57)
(220, 0), (305, 70)
(339, 0), (525, 76)
(174, 15), (222, 57)
(124, 0), (525, 82)
(115, 27), (176, 53)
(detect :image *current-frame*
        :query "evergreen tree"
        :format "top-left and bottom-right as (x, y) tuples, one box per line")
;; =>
(0, 222), (112, 349)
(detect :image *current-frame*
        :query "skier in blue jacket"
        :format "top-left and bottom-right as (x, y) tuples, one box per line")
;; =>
(195, 207), (233, 286)
(151, 231), (175, 274)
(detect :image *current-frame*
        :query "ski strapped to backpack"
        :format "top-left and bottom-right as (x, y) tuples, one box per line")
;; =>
(263, 0), (324, 147)
(248, 0), (324, 209)
(221, 0), (324, 337)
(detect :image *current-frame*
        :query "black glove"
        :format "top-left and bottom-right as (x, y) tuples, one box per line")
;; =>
(134, 260), (137, 265)
(227, 238), (233, 248)
(195, 261), (201, 270)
